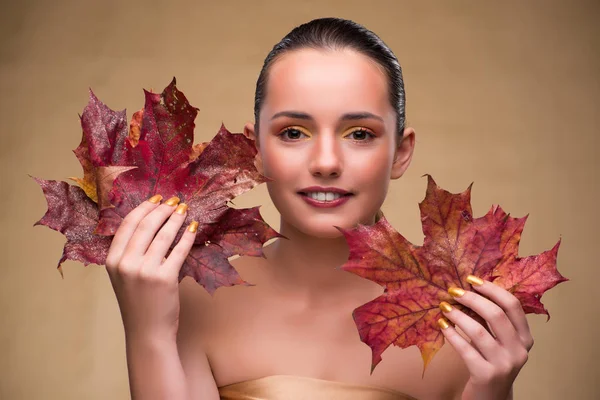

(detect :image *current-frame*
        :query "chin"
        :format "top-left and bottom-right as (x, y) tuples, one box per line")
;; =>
(287, 213), (370, 239)
(299, 224), (346, 239)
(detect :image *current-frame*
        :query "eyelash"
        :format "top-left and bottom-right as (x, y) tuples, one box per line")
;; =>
(277, 127), (375, 142)
(345, 129), (375, 142)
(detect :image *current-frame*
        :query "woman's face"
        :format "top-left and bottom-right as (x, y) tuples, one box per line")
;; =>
(245, 48), (414, 238)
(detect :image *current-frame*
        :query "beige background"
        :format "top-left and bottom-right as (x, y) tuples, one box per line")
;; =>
(1, 0), (598, 398)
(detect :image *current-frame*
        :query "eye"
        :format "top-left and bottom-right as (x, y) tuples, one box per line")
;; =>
(344, 128), (375, 141)
(278, 127), (311, 141)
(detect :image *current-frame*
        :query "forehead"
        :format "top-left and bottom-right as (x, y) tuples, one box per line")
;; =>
(262, 48), (392, 120)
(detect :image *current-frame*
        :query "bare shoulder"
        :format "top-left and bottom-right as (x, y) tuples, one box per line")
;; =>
(178, 275), (213, 338)
(177, 250), (267, 322)
(175, 253), (269, 399)
(177, 251), (269, 343)
(176, 275), (221, 398)
(205, 253), (271, 319)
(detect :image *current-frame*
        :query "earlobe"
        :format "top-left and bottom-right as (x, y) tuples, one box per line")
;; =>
(391, 127), (416, 180)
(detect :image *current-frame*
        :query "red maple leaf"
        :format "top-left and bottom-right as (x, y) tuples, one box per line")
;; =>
(338, 175), (568, 374)
(31, 177), (113, 275)
(33, 78), (281, 293)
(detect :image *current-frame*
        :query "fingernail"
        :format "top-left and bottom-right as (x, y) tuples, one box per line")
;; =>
(448, 287), (465, 298)
(187, 221), (198, 233)
(148, 194), (162, 204)
(437, 318), (449, 330)
(165, 196), (180, 206)
(466, 275), (484, 286)
(175, 203), (188, 215)
(439, 301), (453, 313)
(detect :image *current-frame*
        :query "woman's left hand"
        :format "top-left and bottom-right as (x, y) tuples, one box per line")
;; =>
(438, 275), (534, 400)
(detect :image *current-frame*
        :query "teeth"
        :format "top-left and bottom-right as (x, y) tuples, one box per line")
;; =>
(307, 192), (343, 202)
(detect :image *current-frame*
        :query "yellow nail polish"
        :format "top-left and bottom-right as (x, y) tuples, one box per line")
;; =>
(466, 275), (484, 286)
(165, 196), (180, 206)
(175, 203), (188, 215)
(439, 301), (453, 313)
(448, 287), (465, 298)
(187, 221), (198, 233)
(148, 194), (162, 204)
(437, 318), (449, 330)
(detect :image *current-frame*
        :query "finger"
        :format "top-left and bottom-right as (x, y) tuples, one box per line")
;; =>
(121, 196), (182, 261)
(105, 194), (163, 268)
(467, 275), (533, 349)
(144, 203), (189, 263)
(161, 220), (199, 281)
(438, 317), (490, 377)
(447, 284), (523, 351)
(439, 300), (501, 363)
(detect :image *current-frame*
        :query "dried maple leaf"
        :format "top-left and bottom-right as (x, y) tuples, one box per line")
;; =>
(338, 175), (568, 374)
(33, 78), (281, 293)
(31, 177), (113, 277)
(67, 93), (138, 209)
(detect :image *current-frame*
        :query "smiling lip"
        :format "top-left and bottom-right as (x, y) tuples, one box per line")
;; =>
(298, 186), (353, 208)
(298, 186), (351, 195)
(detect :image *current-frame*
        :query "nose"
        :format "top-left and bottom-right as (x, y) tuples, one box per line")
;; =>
(307, 132), (342, 178)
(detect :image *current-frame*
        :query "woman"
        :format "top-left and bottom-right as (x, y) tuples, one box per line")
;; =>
(105, 18), (533, 400)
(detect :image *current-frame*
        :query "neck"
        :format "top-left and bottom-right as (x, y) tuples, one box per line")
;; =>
(264, 218), (354, 299)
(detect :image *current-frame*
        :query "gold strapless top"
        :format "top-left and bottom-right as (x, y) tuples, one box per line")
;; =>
(218, 375), (418, 400)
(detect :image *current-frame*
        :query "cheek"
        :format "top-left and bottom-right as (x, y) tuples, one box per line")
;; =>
(261, 144), (297, 181)
(259, 140), (306, 199)
(259, 142), (304, 219)
(351, 146), (395, 216)
(351, 145), (394, 185)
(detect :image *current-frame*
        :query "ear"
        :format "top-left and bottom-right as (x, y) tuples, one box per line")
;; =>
(243, 121), (264, 174)
(243, 121), (259, 145)
(391, 127), (416, 180)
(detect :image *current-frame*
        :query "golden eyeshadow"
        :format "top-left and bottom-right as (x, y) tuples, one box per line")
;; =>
(279, 125), (312, 135)
(341, 127), (375, 139)
(277, 125), (313, 140)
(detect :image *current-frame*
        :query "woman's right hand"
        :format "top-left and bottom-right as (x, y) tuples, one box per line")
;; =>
(104, 195), (198, 340)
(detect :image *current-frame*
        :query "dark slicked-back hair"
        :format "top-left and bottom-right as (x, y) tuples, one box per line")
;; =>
(253, 17), (406, 138)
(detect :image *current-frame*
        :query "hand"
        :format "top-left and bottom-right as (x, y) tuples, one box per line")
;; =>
(438, 275), (533, 400)
(104, 195), (198, 340)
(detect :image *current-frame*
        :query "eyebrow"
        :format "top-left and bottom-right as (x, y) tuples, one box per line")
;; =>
(270, 110), (384, 122)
